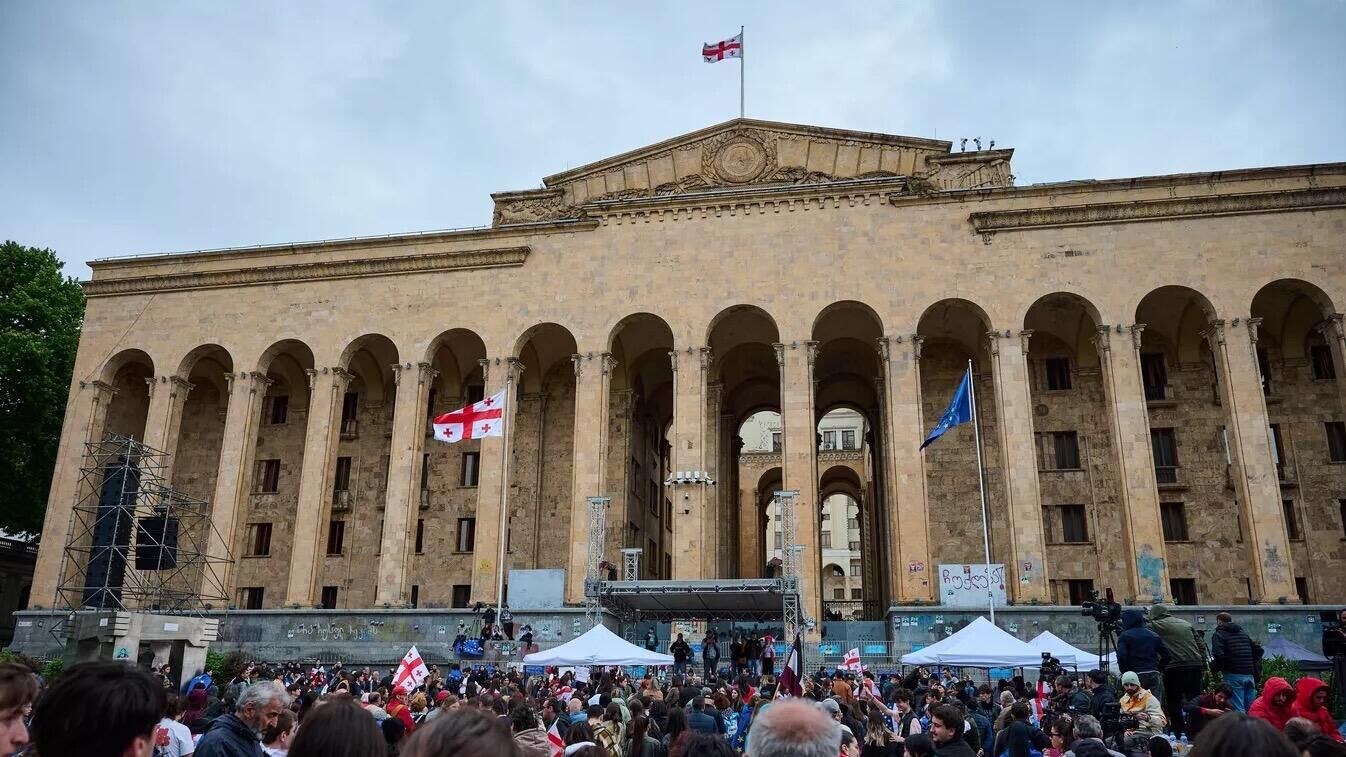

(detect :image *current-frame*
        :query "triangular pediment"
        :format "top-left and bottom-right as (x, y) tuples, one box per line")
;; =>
(491, 118), (1013, 226)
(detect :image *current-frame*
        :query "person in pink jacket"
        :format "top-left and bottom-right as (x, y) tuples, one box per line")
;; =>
(1289, 677), (1343, 743)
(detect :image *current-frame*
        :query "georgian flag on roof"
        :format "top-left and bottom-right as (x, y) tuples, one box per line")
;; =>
(432, 389), (506, 443)
(702, 32), (742, 62)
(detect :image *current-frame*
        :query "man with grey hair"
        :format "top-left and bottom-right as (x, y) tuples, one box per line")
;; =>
(196, 679), (289, 757)
(746, 700), (841, 757)
(1063, 714), (1124, 757)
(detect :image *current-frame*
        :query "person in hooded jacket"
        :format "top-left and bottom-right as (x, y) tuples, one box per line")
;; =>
(1115, 608), (1172, 706)
(1211, 612), (1261, 712)
(1290, 677), (1344, 743)
(1148, 604), (1206, 735)
(1249, 676), (1296, 732)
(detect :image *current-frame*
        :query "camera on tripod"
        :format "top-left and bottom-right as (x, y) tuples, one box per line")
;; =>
(1080, 587), (1122, 630)
(1039, 652), (1063, 682)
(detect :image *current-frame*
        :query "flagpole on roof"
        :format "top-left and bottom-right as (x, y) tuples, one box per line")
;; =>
(967, 360), (995, 623)
(739, 25), (745, 119)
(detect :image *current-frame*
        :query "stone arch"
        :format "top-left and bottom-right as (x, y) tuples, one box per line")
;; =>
(917, 298), (993, 359)
(819, 464), (863, 502)
(1252, 279), (1338, 361)
(1023, 292), (1105, 370)
(256, 339), (316, 409)
(424, 329), (488, 407)
(706, 304), (780, 354)
(514, 323), (578, 394)
(337, 334), (399, 405)
(1135, 286), (1219, 366)
(812, 300), (884, 343)
(99, 348), (155, 386)
(100, 349), (155, 441)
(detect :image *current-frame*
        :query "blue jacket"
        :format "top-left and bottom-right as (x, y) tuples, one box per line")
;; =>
(686, 706), (724, 734)
(194, 713), (263, 757)
(1116, 609), (1173, 674)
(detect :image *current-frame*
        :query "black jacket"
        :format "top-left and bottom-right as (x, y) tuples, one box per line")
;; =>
(1116, 609), (1172, 674)
(1211, 622), (1260, 676)
(194, 713), (263, 757)
(670, 640), (692, 663)
(933, 737), (976, 757)
(1088, 685), (1120, 720)
(686, 707), (724, 734)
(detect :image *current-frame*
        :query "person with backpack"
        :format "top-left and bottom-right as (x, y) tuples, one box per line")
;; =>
(1211, 612), (1262, 713)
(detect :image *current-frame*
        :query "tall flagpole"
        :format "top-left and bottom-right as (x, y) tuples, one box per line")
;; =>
(495, 366), (515, 618)
(739, 25), (745, 119)
(967, 360), (995, 622)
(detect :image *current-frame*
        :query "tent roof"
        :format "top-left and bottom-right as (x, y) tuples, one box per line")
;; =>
(523, 624), (675, 667)
(900, 617), (1048, 668)
(1029, 630), (1117, 669)
(1263, 636), (1331, 670)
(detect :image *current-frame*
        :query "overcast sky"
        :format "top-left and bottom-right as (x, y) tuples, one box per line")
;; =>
(3, 1), (1343, 280)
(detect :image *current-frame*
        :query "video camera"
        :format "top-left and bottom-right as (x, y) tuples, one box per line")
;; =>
(1039, 652), (1063, 682)
(1096, 702), (1138, 739)
(1080, 587), (1122, 631)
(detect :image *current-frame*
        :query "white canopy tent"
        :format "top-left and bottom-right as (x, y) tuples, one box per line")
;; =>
(900, 616), (1053, 668)
(1029, 630), (1114, 670)
(523, 624), (675, 667)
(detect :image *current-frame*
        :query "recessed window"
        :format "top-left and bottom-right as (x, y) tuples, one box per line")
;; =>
(1045, 357), (1072, 391)
(1326, 422), (1346, 462)
(771, 432), (782, 452)
(340, 391), (359, 435)
(333, 456), (353, 494)
(239, 587), (264, 610)
(451, 585), (470, 608)
(1152, 428), (1179, 483)
(849, 559), (861, 576)
(255, 459), (281, 494)
(266, 395), (289, 425)
(465, 384), (485, 405)
(647, 539), (658, 577)
(1257, 348), (1273, 395)
(1282, 499), (1301, 540)
(426, 388), (438, 419)
(851, 588), (863, 600)
(1339, 499), (1346, 539)
(841, 430), (856, 450)
(460, 452), (480, 487)
(821, 531), (831, 548)
(320, 586), (339, 609)
(833, 588), (845, 600)
(246, 523), (272, 557)
(822, 430), (837, 450)
(1053, 432), (1081, 469)
(1066, 579), (1095, 605)
(774, 531), (783, 549)
(410, 585), (420, 609)
(1295, 577), (1310, 605)
(415, 519), (426, 554)
(848, 540), (860, 551)
(420, 453), (431, 491)
(1060, 505), (1089, 543)
(456, 517), (476, 552)
(1310, 344), (1336, 381)
(1141, 353), (1168, 401)
(327, 520), (346, 555)
(1170, 578), (1198, 606)
(1161, 502), (1188, 542)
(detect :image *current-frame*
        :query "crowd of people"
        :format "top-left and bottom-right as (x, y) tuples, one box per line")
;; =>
(0, 607), (1342, 757)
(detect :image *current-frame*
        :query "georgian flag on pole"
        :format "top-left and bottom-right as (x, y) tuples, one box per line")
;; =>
(392, 645), (430, 694)
(432, 390), (506, 443)
(702, 31), (742, 62)
(840, 647), (861, 671)
(546, 720), (565, 757)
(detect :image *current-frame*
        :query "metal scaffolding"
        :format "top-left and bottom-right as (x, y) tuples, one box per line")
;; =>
(583, 496), (610, 625)
(775, 489), (806, 647)
(621, 548), (642, 581)
(55, 435), (232, 616)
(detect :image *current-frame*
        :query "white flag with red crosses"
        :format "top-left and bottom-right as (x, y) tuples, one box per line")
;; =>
(432, 390), (506, 442)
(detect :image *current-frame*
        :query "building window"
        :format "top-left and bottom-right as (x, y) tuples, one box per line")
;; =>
(842, 430), (856, 450)
(333, 456), (353, 493)
(239, 587), (264, 610)
(774, 531), (783, 549)
(821, 531), (831, 548)
(465, 384), (485, 405)
(1053, 432), (1081, 469)
(1256, 348), (1273, 395)
(630, 457), (641, 494)
(664, 553), (671, 578)
(664, 499), (672, 529)
(266, 395), (289, 425)
(650, 482), (659, 515)
(821, 512), (830, 521)
(1282, 500), (1300, 540)
(460, 452), (480, 486)
(849, 559), (861, 576)
(1141, 353), (1168, 400)
(340, 391), (359, 435)
(1271, 424), (1287, 480)
(420, 453), (431, 491)
(822, 431), (837, 450)
(425, 388), (437, 419)
(451, 585), (470, 608)
(848, 540), (860, 551)
(1060, 505), (1089, 543)
(1170, 578), (1198, 606)
(833, 588), (845, 600)
(1160, 502), (1188, 542)
(415, 519), (426, 553)
(255, 459), (281, 494)
(1340, 499), (1346, 539)
(1295, 577), (1310, 605)
(771, 432), (782, 452)
(1310, 344), (1336, 380)
(327, 520), (346, 555)
(848, 517), (859, 530)
(320, 586), (338, 609)
(456, 517), (476, 552)
(648, 539), (658, 577)
(246, 523), (272, 557)
(1066, 579), (1095, 605)
(851, 588), (863, 600)
(1151, 428), (1179, 483)
(1326, 421), (1346, 462)
(410, 585), (420, 609)
(1045, 357), (1072, 391)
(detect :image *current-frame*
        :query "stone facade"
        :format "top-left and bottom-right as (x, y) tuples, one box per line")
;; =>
(25, 118), (1346, 646)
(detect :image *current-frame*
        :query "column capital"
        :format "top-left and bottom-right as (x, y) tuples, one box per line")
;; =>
(1201, 319), (1227, 349)
(875, 336), (891, 363)
(1091, 324), (1112, 356)
(911, 334), (924, 361)
(1315, 313), (1345, 340)
(1245, 316), (1264, 345)
(477, 357), (490, 385)
(700, 345), (713, 372)
(804, 340), (819, 367)
(146, 374), (194, 399)
(771, 342), (785, 367)
(1130, 323), (1147, 350)
(1019, 329), (1034, 353)
(504, 356), (525, 382)
(417, 361), (438, 384)
(78, 379), (118, 397)
(986, 329), (1014, 356)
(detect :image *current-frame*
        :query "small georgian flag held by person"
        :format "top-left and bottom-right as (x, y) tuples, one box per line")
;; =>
(432, 389), (506, 443)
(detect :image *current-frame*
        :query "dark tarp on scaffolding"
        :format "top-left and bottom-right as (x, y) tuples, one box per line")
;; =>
(592, 578), (786, 622)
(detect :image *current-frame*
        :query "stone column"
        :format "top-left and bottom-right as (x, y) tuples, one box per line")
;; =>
(739, 486), (762, 578)
(668, 346), (712, 580)
(470, 357), (522, 605)
(30, 380), (117, 608)
(778, 340), (822, 630)
(141, 375), (193, 479)
(1317, 314), (1346, 409)
(284, 366), (350, 607)
(1094, 325), (1171, 603)
(1206, 318), (1299, 601)
(987, 330), (1051, 602)
(375, 362), (435, 606)
(566, 352), (612, 603)
(883, 335), (935, 603)
(205, 371), (270, 598)
(703, 382), (723, 578)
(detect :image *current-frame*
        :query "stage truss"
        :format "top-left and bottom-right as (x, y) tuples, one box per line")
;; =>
(54, 435), (232, 617)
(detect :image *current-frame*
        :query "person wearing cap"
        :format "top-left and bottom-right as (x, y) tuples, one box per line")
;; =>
(1118, 671), (1166, 741)
(422, 690), (456, 723)
(1083, 669), (1119, 722)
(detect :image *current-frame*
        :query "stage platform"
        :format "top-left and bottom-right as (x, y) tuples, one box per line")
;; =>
(591, 578), (787, 621)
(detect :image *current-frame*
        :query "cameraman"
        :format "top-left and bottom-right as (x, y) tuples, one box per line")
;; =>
(1052, 675), (1092, 716)
(1083, 670), (1118, 720)
(1115, 608), (1171, 705)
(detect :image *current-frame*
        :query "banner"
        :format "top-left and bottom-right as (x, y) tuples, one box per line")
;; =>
(938, 563), (1007, 608)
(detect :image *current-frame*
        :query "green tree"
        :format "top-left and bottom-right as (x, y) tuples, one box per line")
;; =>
(0, 241), (85, 534)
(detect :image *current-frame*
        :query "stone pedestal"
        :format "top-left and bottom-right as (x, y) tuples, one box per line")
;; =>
(63, 611), (218, 688)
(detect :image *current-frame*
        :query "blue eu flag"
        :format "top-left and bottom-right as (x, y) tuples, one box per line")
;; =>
(921, 367), (973, 450)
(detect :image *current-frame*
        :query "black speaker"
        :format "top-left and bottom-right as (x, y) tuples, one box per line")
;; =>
(135, 515), (179, 570)
(83, 456), (139, 607)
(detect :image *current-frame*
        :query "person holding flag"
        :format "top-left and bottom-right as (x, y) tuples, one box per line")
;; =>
(776, 633), (804, 699)
(386, 645), (429, 734)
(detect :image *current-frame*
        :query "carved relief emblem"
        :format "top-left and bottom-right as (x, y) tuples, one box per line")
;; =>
(703, 129), (776, 185)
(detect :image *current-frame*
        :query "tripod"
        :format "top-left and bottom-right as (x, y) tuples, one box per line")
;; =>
(1095, 621), (1119, 674)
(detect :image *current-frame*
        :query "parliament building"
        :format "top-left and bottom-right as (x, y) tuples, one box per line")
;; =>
(28, 119), (1346, 633)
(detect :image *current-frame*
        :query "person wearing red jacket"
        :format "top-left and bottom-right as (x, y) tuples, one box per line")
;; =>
(1249, 676), (1296, 731)
(1290, 677), (1344, 743)
(386, 689), (417, 734)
